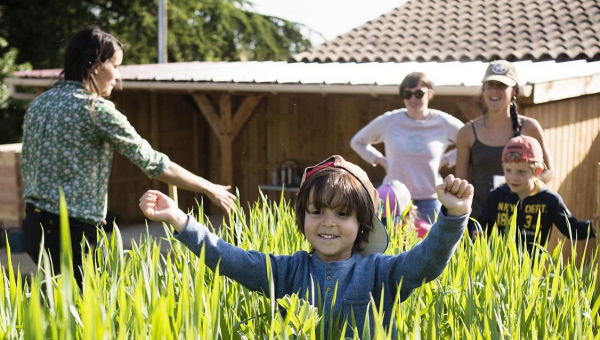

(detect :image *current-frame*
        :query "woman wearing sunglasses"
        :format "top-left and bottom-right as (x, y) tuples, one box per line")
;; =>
(455, 60), (554, 229)
(351, 72), (464, 223)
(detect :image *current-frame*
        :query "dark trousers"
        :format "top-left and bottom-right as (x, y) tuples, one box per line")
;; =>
(22, 204), (99, 286)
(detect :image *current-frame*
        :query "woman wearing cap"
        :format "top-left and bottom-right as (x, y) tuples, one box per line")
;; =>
(351, 72), (464, 223)
(455, 60), (554, 221)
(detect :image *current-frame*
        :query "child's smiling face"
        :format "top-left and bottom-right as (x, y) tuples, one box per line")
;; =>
(304, 195), (360, 262)
(502, 162), (537, 199)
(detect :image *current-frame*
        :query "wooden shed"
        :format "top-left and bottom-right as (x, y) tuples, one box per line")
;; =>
(6, 60), (600, 228)
(6, 0), (600, 230)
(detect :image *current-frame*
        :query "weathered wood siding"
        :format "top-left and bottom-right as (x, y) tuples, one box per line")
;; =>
(107, 89), (600, 228)
(522, 93), (600, 219)
(107, 90), (473, 223)
(109, 91), (211, 224)
(521, 94), (600, 261)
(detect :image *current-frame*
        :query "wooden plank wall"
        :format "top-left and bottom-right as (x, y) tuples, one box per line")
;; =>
(211, 92), (473, 212)
(7, 84), (594, 232)
(0, 144), (24, 228)
(522, 93), (600, 220)
(229, 92), (402, 205)
(522, 93), (600, 263)
(107, 90), (479, 224)
(109, 91), (210, 224)
(108, 88), (600, 229)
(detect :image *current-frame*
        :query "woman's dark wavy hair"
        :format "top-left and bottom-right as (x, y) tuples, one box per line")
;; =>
(478, 83), (522, 137)
(295, 167), (374, 254)
(61, 26), (124, 97)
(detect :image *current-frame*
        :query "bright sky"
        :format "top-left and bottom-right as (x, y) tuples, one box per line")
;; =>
(245, 0), (405, 46)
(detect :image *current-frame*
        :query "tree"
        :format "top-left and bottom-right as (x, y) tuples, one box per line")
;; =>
(0, 37), (31, 144)
(0, 0), (312, 69)
(0, 0), (312, 143)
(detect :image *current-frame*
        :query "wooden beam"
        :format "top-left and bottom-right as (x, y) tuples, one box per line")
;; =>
(231, 95), (264, 140)
(190, 93), (262, 187)
(220, 94), (232, 135)
(219, 94), (233, 185)
(220, 136), (233, 185)
(150, 93), (161, 189)
(192, 93), (221, 140)
(168, 185), (178, 205)
(532, 74), (600, 104)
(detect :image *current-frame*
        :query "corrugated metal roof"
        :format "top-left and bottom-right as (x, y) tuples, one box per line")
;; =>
(10, 59), (600, 88)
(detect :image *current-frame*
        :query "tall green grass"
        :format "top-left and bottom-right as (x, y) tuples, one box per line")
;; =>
(1, 191), (599, 339)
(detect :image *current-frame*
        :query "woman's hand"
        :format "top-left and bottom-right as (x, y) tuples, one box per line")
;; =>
(156, 162), (236, 215)
(206, 183), (237, 215)
(436, 175), (473, 217)
(139, 190), (188, 232)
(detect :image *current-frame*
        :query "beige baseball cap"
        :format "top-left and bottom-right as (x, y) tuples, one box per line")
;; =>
(299, 155), (388, 256)
(482, 60), (519, 87)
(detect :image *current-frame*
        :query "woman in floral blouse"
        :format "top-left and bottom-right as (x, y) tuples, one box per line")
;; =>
(21, 26), (236, 285)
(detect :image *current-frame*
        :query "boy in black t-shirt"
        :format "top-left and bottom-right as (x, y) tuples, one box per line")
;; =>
(474, 136), (595, 253)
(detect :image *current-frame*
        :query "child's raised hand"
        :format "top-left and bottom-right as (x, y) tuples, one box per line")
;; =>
(139, 190), (188, 232)
(435, 175), (473, 217)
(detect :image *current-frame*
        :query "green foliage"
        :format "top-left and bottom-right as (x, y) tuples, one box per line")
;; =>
(0, 0), (312, 69)
(1, 193), (598, 338)
(0, 37), (31, 143)
(0, 0), (311, 143)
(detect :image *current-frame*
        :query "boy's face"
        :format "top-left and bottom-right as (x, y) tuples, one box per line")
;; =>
(304, 193), (360, 262)
(502, 162), (537, 198)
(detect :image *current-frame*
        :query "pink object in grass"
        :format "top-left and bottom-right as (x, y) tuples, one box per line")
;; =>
(413, 218), (431, 239)
(377, 181), (411, 219)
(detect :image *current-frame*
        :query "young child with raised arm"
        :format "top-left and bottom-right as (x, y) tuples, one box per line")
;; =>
(139, 155), (473, 338)
(475, 136), (595, 253)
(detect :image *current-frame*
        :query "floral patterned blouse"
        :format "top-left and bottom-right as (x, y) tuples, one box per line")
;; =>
(22, 81), (170, 224)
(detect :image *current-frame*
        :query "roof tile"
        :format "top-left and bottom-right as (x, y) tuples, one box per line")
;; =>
(292, 0), (600, 63)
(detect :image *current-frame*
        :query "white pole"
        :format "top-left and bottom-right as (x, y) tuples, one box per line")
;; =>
(158, 0), (168, 64)
(159, 0), (175, 201)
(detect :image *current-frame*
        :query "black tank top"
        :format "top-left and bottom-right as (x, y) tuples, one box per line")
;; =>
(469, 122), (521, 218)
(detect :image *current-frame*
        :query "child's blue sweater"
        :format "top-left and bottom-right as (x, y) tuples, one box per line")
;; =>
(174, 212), (467, 338)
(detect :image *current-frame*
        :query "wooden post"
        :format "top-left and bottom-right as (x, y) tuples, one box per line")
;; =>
(192, 94), (221, 141)
(168, 185), (178, 205)
(219, 95), (233, 185)
(150, 93), (162, 190)
(192, 93), (264, 188)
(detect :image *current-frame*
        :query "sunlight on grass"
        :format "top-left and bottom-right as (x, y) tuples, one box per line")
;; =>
(0, 190), (598, 338)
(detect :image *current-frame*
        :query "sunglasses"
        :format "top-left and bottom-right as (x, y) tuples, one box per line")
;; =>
(402, 89), (428, 100)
